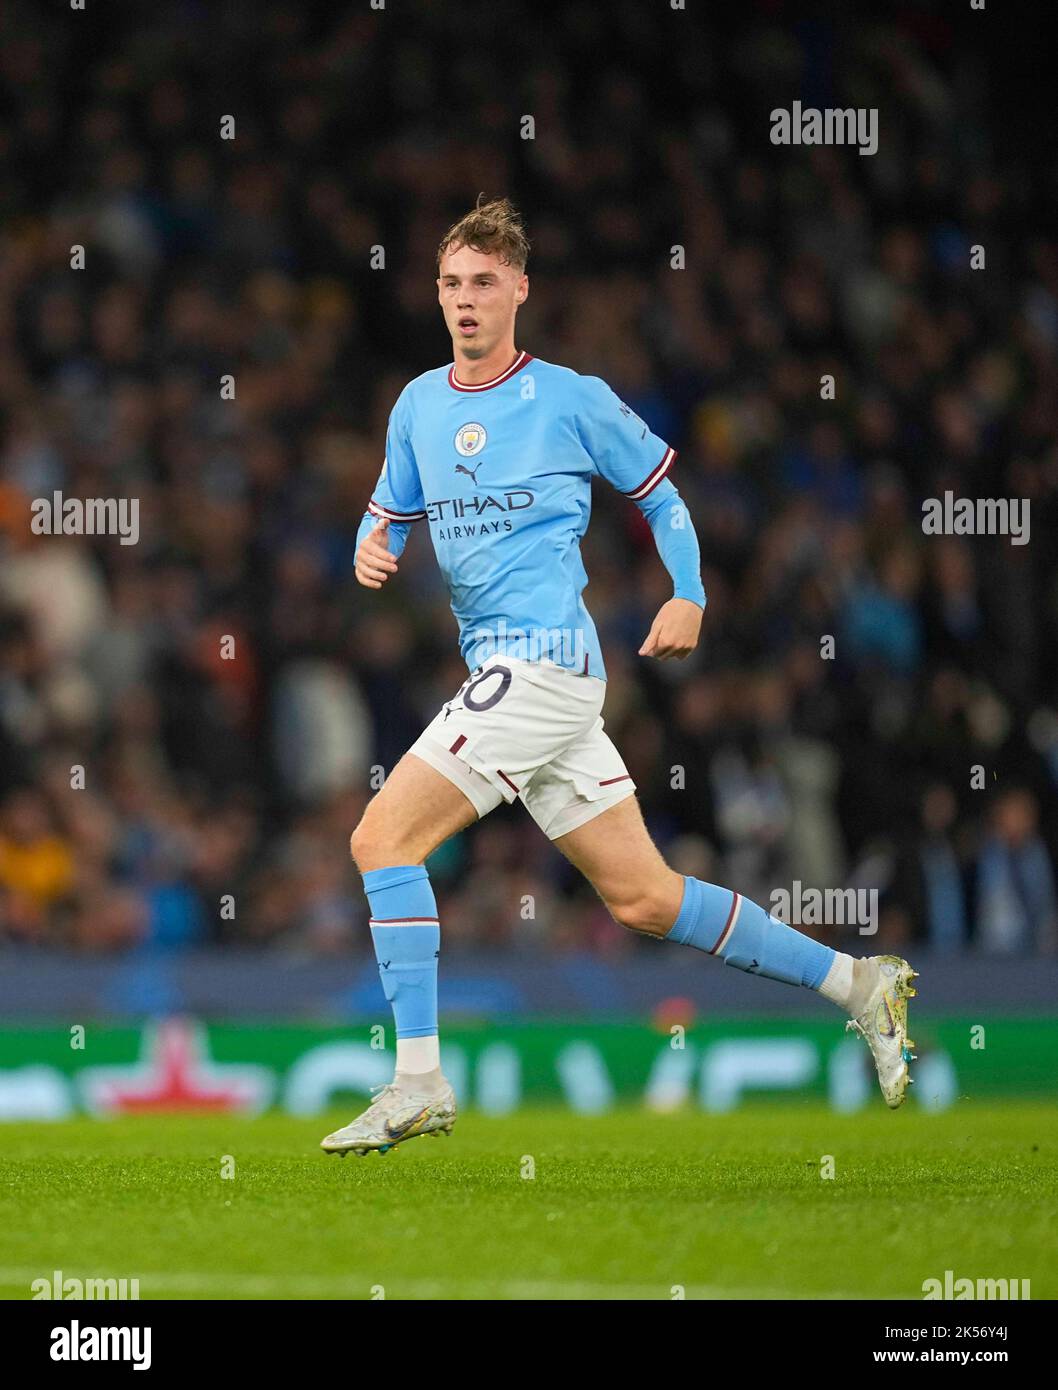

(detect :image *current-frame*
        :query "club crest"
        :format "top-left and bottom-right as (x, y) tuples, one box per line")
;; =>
(454, 422), (487, 457)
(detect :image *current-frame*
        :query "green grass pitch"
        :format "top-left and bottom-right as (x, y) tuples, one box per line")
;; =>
(1, 1103), (1055, 1300)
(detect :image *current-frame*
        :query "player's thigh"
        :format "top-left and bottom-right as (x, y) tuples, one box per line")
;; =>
(351, 751), (479, 870)
(552, 794), (684, 930)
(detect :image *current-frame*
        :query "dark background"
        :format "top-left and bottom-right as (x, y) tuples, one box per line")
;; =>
(1, 0), (1055, 968)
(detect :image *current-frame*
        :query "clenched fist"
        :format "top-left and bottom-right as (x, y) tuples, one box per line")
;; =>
(355, 518), (400, 589)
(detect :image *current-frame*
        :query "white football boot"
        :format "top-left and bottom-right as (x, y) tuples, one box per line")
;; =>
(845, 955), (919, 1108)
(320, 1077), (457, 1157)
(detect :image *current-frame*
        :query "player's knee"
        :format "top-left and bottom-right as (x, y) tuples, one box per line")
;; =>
(606, 890), (671, 938)
(348, 821), (368, 868)
(349, 816), (396, 872)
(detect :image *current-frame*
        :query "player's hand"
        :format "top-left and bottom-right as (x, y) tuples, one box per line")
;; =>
(355, 518), (399, 589)
(638, 597), (702, 660)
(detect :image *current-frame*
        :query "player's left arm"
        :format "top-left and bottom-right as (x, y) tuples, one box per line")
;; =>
(578, 377), (705, 661)
(633, 478), (705, 660)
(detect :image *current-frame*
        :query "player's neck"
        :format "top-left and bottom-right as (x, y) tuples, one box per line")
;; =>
(451, 342), (521, 386)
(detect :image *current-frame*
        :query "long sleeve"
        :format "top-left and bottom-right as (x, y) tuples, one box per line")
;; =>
(634, 476), (706, 609)
(574, 375), (705, 609)
(356, 387), (425, 561)
(355, 510), (411, 559)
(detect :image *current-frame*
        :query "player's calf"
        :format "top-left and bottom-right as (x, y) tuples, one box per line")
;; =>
(602, 875), (684, 938)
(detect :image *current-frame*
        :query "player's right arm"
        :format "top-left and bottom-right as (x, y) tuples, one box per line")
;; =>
(354, 391), (426, 590)
(355, 517), (399, 588)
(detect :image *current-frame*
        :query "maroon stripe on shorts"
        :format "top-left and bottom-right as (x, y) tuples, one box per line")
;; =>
(599, 774), (632, 787)
(497, 769), (520, 794)
(449, 734), (467, 754)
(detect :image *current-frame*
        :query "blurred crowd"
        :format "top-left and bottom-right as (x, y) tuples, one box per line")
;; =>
(1, 2), (1055, 958)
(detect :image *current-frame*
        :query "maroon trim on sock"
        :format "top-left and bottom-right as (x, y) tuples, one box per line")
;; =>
(708, 890), (741, 955)
(369, 917), (440, 924)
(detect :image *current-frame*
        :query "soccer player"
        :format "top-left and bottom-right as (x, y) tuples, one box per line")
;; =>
(321, 198), (917, 1156)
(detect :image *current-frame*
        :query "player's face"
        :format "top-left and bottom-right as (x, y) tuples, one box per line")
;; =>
(437, 244), (527, 360)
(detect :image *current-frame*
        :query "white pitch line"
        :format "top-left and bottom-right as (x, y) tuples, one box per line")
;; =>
(0, 1265), (861, 1300)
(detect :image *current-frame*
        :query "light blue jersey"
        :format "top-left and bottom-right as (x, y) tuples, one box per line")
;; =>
(358, 351), (705, 679)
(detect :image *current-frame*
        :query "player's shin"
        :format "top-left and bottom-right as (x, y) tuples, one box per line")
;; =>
(664, 876), (838, 993)
(362, 864), (444, 1087)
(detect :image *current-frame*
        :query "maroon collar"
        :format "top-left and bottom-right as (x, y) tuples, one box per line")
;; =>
(448, 350), (532, 392)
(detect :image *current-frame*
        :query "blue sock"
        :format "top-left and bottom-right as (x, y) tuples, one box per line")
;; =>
(362, 865), (440, 1039)
(665, 876), (835, 989)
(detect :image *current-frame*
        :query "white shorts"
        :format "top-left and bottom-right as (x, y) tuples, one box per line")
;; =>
(409, 657), (636, 839)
